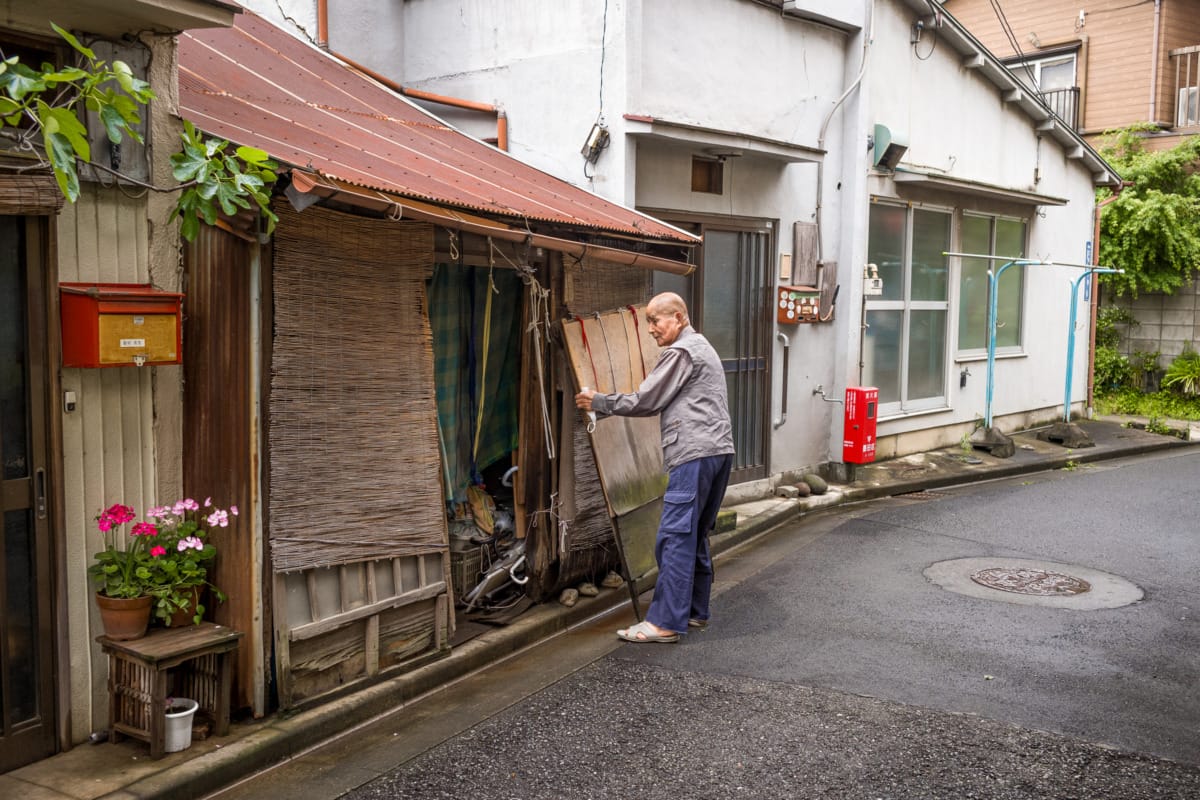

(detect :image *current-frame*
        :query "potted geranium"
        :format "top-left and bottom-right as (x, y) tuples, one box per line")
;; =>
(143, 498), (232, 626)
(88, 503), (159, 640)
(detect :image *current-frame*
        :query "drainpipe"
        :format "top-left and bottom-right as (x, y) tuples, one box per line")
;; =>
(1149, 0), (1162, 123)
(316, 2), (508, 150)
(1087, 183), (1130, 410)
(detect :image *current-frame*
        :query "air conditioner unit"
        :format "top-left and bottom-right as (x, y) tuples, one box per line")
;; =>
(1177, 86), (1199, 128)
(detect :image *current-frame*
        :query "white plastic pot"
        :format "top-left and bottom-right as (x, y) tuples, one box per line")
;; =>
(164, 698), (199, 753)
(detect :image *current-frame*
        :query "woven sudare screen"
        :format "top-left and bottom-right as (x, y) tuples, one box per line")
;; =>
(270, 204), (445, 572)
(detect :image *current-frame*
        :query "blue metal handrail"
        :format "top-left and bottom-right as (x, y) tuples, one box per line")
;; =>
(1063, 268), (1122, 421)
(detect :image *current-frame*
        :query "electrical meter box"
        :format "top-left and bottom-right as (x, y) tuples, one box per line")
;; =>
(843, 386), (878, 464)
(776, 285), (820, 324)
(60, 283), (184, 368)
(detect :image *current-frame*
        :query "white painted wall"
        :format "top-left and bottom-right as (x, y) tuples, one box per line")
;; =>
(865, 0), (1100, 445)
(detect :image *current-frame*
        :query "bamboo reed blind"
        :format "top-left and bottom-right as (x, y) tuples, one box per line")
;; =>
(269, 204), (446, 572)
(0, 174), (64, 215)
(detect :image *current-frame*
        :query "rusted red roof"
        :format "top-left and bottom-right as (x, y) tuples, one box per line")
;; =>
(178, 12), (694, 244)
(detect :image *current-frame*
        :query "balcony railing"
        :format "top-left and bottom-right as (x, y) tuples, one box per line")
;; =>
(1170, 44), (1200, 129)
(1038, 86), (1080, 131)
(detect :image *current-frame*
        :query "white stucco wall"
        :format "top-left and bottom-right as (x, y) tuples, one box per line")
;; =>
(865, 0), (1100, 446)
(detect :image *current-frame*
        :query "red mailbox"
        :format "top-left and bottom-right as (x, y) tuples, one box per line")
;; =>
(60, 283), (184, 368)
(843, 386), (878, 464)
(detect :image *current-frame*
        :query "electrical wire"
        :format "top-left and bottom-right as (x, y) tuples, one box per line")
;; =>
(988, 0), (1038, 89)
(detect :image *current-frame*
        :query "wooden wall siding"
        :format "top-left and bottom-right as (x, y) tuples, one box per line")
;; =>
(1165, 4), (1200, 128)
(277, 553), (449, 705)
(269, 204), (450, 708)
(55, 184), (156, 739)
(183, 223), (257, 713)
(945, 1), (1187, 134)
(268, 205), (443, 571)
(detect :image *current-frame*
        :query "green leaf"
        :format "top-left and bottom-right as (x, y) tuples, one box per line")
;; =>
(98, 103), (127, 144)
(235, 145), (271, 164)
(41, 67), (89, 84)
(171, 143), (208, 182)
(51, 22), (95, 60)
(111, 60), (151, 100)
(44, 131), (81, 201)
(37, 102), (90, 162)
(0, 63), (46, 100)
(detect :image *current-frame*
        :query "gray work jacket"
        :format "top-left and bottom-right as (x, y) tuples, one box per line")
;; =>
(590, 326), (734, 471)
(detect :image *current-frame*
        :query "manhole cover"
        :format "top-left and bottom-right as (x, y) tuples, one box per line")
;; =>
(970, 567), (1091, 596)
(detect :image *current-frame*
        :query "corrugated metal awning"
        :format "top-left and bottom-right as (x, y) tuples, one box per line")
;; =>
(178, 12), (698, 249)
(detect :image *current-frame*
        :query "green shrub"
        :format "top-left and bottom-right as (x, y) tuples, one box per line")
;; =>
(1162, 348), (1200, 396)
(1093, 346), (1133, 392)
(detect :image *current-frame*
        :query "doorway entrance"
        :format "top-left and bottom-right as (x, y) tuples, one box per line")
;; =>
(0, 215), (57, 772)
(652, 218), (773, 483)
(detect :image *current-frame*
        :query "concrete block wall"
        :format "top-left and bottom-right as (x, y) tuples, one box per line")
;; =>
(1112, 278), (1200, 365)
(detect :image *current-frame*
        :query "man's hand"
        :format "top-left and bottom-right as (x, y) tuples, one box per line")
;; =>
(574, 388), (595, 411)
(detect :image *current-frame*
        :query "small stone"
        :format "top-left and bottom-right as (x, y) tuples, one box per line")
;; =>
(578, 582), (599, 597)
(600, 571), (624, 589)
(775, 484), (800, 499)
(803, 473), (828, 494)
(558, 588), (579, 607)
(794, 481), (812, 497)
(714, 509), (738, 533)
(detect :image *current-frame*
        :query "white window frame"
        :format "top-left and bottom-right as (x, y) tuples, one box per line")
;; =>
(864, 199), (953, 417)
(956, 212), (1030, 360)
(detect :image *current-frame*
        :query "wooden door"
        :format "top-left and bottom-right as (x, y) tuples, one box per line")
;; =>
(0, 216), (57, 772)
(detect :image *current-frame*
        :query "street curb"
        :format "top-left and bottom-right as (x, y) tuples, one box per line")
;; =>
(103, 426), (1194, 799)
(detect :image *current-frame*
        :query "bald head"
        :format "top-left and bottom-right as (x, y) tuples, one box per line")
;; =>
(645, 292), (690, 347)
(648, 292), (689, 322)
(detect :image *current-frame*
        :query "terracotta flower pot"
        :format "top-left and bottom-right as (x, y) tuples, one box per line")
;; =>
(95, 593), (152, 641)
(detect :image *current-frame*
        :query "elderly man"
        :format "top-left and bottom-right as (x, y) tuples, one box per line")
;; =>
(575, 292), (734, 643)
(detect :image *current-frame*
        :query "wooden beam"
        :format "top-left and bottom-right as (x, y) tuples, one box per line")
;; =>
(1067, 145), (1085, 160)
(1003, 88), (1023, 104)
(963, 53), (986, 69)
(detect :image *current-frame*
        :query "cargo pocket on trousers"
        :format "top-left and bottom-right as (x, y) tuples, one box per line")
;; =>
(661, 490), (696, 533)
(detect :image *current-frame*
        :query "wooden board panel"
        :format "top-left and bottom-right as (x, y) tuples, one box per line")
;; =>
(561, 308), (666, 518)
(560, 305), (669, 601)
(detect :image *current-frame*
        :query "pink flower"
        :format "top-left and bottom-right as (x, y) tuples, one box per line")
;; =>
(97, 516), (113, 533)
(230, 505), (239, 516)
(177, 536), (204, 552)
(150, 545), (167, 557)
(104, 504), (136, 524)
(146, 505), (171, 519)
(204, 497), (212, 507)
(206, 509), (229, 528)
(131, 522), (158, 537)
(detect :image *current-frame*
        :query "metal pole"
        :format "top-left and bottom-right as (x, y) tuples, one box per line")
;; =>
(984, 259), (1042, 429)
(1064, 268), (1123, 421)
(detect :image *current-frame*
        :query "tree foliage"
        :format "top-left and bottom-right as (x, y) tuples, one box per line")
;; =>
(0, 24), (276, 241)
(1096, 124), (1200, 297)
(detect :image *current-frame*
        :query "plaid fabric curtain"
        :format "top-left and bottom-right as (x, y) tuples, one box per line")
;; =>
(428, 263), (522, 503)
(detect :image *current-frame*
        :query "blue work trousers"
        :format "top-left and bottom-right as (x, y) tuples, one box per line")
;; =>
(645, 453), (734, 634)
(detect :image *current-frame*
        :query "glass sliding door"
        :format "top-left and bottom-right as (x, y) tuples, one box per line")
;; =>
(864, 201), (951, 415)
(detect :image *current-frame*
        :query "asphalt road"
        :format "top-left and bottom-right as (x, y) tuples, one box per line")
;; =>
(216, 448), (1200, 799)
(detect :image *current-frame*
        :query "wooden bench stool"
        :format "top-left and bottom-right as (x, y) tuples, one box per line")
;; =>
(98, 622), (242, 759)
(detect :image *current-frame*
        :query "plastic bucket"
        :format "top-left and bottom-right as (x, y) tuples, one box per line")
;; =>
(164, 698), (199, 753)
